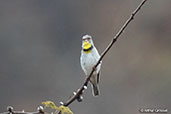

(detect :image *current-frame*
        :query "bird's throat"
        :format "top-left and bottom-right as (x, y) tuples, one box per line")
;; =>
(83, 42), (93, 53)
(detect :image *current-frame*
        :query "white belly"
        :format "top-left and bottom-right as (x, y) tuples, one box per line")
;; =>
(80, 49), (101, 76)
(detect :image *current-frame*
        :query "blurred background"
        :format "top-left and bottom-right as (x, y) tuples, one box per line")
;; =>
(0, 0), (171, 114)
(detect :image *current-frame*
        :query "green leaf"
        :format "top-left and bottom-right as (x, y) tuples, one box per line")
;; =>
(42, 101), (73, 114)
(42, 101), (59, 110)
(58, 105), (73, 114)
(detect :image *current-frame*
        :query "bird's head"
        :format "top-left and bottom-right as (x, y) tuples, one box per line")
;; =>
(82, 35), (94, 53)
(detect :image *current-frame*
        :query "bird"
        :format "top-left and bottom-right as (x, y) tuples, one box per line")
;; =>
(80, 34), (102, 96)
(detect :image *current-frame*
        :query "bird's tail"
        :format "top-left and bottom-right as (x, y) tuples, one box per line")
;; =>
(91, 83), (100, 96)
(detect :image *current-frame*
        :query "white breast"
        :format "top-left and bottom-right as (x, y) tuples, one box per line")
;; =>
(80, 48), (101, 76)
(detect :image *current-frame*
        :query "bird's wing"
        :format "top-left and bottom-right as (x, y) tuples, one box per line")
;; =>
(97, 72), (100, 84)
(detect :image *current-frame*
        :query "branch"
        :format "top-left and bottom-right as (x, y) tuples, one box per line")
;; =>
(63, 0), (148, 107)
(0, 106), (44, 114)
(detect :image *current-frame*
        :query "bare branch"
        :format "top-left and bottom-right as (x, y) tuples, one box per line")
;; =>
(63, 0), (148, 107)
(0, 106), (44, 114)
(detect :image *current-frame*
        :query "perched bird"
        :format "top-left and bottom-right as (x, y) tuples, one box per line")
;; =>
(80, 35), (102, 96)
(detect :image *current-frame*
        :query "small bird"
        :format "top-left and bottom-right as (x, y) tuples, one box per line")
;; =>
(80, 35), (102, 96)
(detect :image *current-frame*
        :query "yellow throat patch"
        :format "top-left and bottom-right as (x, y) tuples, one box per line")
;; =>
(83, 42), (93, 53)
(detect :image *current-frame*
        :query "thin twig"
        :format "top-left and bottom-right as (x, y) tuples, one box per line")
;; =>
(63, 0), (148, 107)
(0, 106), (44, 114)
(0, 111), (43, 114)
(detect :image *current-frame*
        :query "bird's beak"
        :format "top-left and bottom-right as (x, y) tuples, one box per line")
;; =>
(84, 38), (88, 42)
